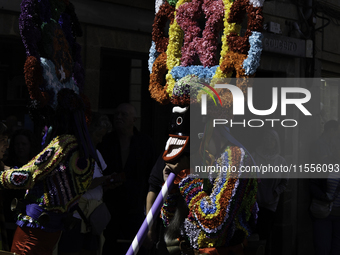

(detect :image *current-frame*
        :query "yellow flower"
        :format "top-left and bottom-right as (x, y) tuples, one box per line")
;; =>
(198, 231), (217, 248)
(165, 0), (190, 96)
(213, 0), (241, 80)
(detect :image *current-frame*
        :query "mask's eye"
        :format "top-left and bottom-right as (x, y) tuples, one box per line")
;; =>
(176, 116), (183, 125)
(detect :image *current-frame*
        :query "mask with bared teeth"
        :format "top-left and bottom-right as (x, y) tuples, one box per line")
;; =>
(162, 75), (203, 164)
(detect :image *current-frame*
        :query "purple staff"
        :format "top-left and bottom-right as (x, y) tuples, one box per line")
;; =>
(126, 172), (176, 255)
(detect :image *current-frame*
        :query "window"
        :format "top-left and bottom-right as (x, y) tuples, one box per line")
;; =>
(99, 48), (153, 134)
(0, 37), (28, 123)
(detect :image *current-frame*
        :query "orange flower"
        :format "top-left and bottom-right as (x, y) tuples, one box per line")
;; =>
(24, 56), (49, 106)
(149, 52), (170, 104)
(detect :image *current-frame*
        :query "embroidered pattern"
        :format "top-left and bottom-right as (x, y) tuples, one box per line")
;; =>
(161, 146), (258, 249)
(35, 147), (55, 165)
(10, 172), (30, 187)
(0, 135), (94, 213)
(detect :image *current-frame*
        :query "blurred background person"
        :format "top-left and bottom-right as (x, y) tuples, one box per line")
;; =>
(253, 129), (288, 255)
(2, 128), (39, 248)
(5, 128), (38, 168)
(308, 120), (340, 255)
(98, 103), (156, 255)
(4, 115), (19, 141)
(58, 112), (113, 255)
(310, 146), (340, 255)
(0, 122), (10, 250)
(0, 122), (9, 164)
(310, 120), (339, 164)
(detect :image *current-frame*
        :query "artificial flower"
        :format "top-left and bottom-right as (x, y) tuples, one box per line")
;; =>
(165, 0), (190, 96)
(148, 41), (160, 73)
(149, 53), (170, 104)
(176, 0), (224, 67)
(213, 0), (242, 79)
(161, 146), (258, 248)
(152, 1), (175, 53)
(19, 0), (84, 109)
(242, 31), (263, 75)
(167, 0), (178, 6)
(155, 0), (165, 13)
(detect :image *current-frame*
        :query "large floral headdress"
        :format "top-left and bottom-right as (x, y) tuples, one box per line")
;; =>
(20, 0), (85, 111)
(149, 0), (265, 113)
(150, 0), (266, 163)
(19, 0), (97, 161)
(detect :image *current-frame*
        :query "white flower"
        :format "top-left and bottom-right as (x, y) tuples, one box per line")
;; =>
(249, 0), (265, 7)
(40, 57), (79, 109)
(155, 0), (165, 13)
(59, 65), (66, 81)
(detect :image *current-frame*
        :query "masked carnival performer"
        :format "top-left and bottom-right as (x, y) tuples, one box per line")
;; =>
(154, 75), (257, 255)
(0, 1), (97, 254)
(148, 0), (266, 253)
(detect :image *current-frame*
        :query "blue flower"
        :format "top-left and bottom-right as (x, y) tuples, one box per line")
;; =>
(148, 41), (160, 73)
(242, 32), (263, 76)
(171, 65), (219, 82)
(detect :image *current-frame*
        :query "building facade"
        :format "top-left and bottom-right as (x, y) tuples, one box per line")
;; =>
(0, 0), (340, 254)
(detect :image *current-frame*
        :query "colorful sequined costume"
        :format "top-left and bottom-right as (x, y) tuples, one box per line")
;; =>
(148, 0), (265, 252)
(0, 134), (94, 232)
(9, 0), (97, 254)
(161, 145), (258, 254)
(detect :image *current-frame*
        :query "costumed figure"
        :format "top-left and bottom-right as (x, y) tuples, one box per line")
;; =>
(158, 75), (258, 255)
(0, 1), (97, 254)
(145, 0), (266, 254)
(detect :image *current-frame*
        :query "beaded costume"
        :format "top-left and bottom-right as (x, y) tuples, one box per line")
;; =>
(161, 146), (258, 250)
(0, 135), (94, 231)
(148, 0), (265, 251)
(149, 73), (260, 254)
(2, 1), (97, 254)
